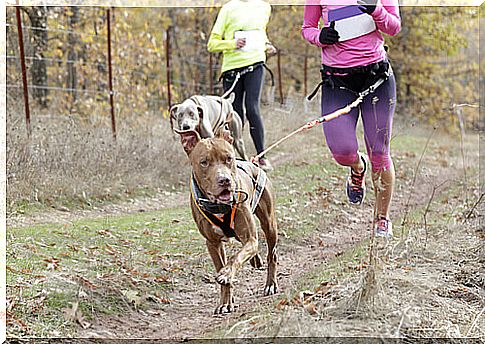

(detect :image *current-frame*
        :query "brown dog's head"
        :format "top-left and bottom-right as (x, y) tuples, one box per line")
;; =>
(177, 128), (236, 204)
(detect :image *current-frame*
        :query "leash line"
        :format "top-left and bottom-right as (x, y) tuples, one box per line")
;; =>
(251, 95), (363, 163)
(222, 72), (241, 98)
(251, 72), (389, 163)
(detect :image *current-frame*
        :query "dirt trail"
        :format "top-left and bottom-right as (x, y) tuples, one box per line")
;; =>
(75, 153), (463, 339)
(7, 191), (188, 229)
(9, 128), (479, 339)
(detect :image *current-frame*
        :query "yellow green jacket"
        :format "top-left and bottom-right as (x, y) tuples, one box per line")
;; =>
(207, 0), (271, 73)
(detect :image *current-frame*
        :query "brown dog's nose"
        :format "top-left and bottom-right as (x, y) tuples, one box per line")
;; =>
(217, 175), (231, 186)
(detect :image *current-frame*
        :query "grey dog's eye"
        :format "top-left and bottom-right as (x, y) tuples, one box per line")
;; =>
(200, 159), (208, 168)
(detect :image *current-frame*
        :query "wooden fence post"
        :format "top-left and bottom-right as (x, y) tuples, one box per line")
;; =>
(165, 26), (172, 109)
(107, 8), (116, 140)
(277, 50), (284, 105)
(16, 7), (31, 137)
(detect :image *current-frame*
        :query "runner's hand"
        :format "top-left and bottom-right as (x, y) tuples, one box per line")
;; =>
(319, 21), (339, 45)
(266, 43), (277, 57)
(357, 0), (378, 14)
(236, 38), (246, 49)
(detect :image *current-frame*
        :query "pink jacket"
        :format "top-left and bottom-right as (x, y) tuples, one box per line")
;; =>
(302, 1), (401, 68)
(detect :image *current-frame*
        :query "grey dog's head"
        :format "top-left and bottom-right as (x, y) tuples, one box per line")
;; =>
(170, 102), (203, 132)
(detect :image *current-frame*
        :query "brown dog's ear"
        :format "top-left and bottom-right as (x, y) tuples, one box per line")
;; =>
(169, 104), (180, 132)
(174, 129), (201, 155)
(215, 124), (234, 145)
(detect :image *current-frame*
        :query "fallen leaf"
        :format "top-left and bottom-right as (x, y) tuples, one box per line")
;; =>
(43, 257), (60, 270)
(105, 244), (119, 255)
(78, 276), (97, 290)
(146, 294), (171, 304)
(305, 303), (318, 315)
(97, 229), (113, 237)
(153, 275), (171, 283)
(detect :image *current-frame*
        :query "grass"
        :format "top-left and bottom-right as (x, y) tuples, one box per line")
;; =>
(6, 133), (347, 337)
(207, 172), (480, 339)
(7, 205), (201, 336)
(7, 103), (480, 338)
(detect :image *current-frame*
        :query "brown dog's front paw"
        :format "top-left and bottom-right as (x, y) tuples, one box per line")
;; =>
(214, 302), (238, 315)
(216, 267), (233, 285)
(264, 281), (279, 296)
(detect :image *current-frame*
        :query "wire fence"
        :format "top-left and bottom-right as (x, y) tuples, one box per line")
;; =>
(6, 6), (322, 139)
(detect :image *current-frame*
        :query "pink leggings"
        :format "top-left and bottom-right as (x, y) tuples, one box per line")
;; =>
(321, 73), (396, 173)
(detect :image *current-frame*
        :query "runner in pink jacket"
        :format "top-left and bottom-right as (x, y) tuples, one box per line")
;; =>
(302, 0), (401, 237)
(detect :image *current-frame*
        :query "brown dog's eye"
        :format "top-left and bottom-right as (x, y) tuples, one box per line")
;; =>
(200, 159), (209, 168)
(226, 156), (233, 164)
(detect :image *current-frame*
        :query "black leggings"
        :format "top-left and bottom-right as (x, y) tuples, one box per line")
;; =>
(223, 64), (265, 154)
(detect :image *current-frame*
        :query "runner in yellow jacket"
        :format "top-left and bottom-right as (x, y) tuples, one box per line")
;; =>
(208, 0), (276, 171)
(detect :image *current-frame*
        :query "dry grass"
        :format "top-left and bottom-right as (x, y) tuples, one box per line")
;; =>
(6, 89), (319, 215)
(7, 101), (187, 213)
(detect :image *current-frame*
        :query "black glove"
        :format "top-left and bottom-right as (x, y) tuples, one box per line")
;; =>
(357, 0), (378, 14)
(319, 21), (339, 45)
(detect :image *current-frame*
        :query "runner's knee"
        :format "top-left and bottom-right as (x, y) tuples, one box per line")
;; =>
(331, 151), (358, 166)
(369, 153), (392, 173)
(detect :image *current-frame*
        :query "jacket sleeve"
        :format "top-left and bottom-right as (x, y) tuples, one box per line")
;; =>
(301, 4), (328, 48)
(207, 6), (237, 52)
(264, 3), (271, 44)
(370, 0), (401, 36)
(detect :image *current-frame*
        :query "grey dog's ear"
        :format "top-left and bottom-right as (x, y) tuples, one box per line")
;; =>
(174, 129), (201, 155)
(169, 104), (180, 119)
(169, 104), (180, 132)
(225, 111), (234, 125)
(196, 105), (204, 120)
(215, 124), (234, 145)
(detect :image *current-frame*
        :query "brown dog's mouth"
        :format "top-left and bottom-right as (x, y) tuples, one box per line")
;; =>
(216, 189), (233, 203)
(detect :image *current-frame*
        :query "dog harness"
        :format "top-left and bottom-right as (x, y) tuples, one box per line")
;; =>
(190, 160), (267, 238)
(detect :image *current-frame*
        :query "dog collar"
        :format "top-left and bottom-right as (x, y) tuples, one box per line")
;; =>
(190, 175), (235, 215)
(190, 174), (241, 238)
(189, 161), (267, 239)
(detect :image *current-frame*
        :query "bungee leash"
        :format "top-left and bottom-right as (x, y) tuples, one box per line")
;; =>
(251, 95), (363, 164)
(251, 67), (391, 164)
(221, 63), (275, 99)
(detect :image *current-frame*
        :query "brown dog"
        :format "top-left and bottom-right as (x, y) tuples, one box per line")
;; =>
(176, 128), (278, 314)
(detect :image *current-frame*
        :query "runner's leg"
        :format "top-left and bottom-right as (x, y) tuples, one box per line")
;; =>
(243, 65), (266, 154)
(361, 74), (397, 218)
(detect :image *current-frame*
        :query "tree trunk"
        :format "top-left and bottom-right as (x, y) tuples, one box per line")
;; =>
(24, 6), (48, 108)
(66, 6), (79, 108)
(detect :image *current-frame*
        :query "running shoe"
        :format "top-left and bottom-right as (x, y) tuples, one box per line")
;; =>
(375, 216), (393, 238)
(258, 157), (273, 172)
(346, 155), (367, 205)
